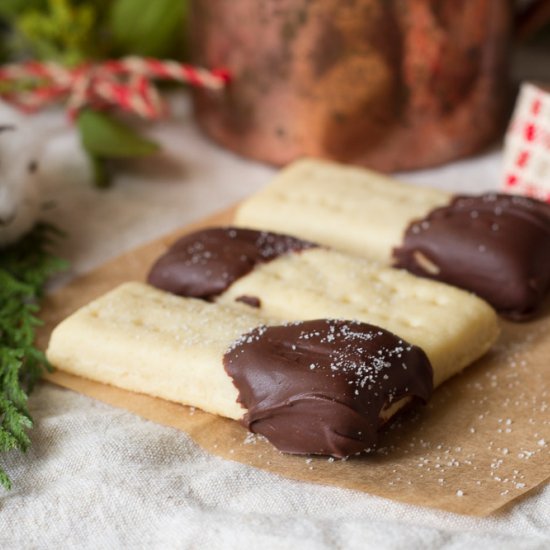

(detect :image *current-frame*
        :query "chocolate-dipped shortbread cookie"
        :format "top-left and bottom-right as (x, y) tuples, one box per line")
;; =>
(235, 159), (550, 319)
(47, 283), (432, 457)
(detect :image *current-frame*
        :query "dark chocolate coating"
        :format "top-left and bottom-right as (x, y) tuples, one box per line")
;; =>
(235, 295), (261, 308)
(224, 319), (433, 458)
(147, 227), (316, 299)
(393, 193), (550, 320)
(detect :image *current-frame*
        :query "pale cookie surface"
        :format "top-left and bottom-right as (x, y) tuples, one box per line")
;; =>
(219, 248), (500, 387)
(235, 159), (451, 262)
(46, 282), (273, 420)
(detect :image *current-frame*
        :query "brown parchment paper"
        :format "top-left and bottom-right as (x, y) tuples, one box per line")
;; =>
(36, 207), (550, 516)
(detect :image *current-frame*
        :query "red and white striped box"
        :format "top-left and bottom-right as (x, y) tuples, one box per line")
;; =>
(502, 82), (550, 202)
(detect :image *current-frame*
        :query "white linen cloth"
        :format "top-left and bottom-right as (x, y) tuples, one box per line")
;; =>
(0, 95), (548, 550)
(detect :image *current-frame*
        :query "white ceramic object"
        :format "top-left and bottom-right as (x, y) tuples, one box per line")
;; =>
(0, 102), (43, 247)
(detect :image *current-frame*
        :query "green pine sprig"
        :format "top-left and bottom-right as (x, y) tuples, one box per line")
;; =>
(0, 223), (68, 489)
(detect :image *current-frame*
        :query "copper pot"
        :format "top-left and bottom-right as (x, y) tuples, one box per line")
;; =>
(189, 0), (513, 172)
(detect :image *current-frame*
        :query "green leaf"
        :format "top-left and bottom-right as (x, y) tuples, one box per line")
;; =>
(77, 109), (160, 159)
(109, 0), (185, 58)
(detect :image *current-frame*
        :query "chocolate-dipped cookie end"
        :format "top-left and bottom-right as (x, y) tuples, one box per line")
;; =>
(224, 320), (433, 458)
(393, 193), (550, 320)
(148, 227), (317, 299)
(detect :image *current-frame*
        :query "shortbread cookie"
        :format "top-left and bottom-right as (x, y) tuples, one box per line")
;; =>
(46, 282), (433, 457)
(234, 158), (451, 263)
(235, 159), (550, 319)
(148, 228), (499, 386)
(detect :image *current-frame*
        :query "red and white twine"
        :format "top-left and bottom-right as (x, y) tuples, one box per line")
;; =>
(0, 57), (230, 119)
